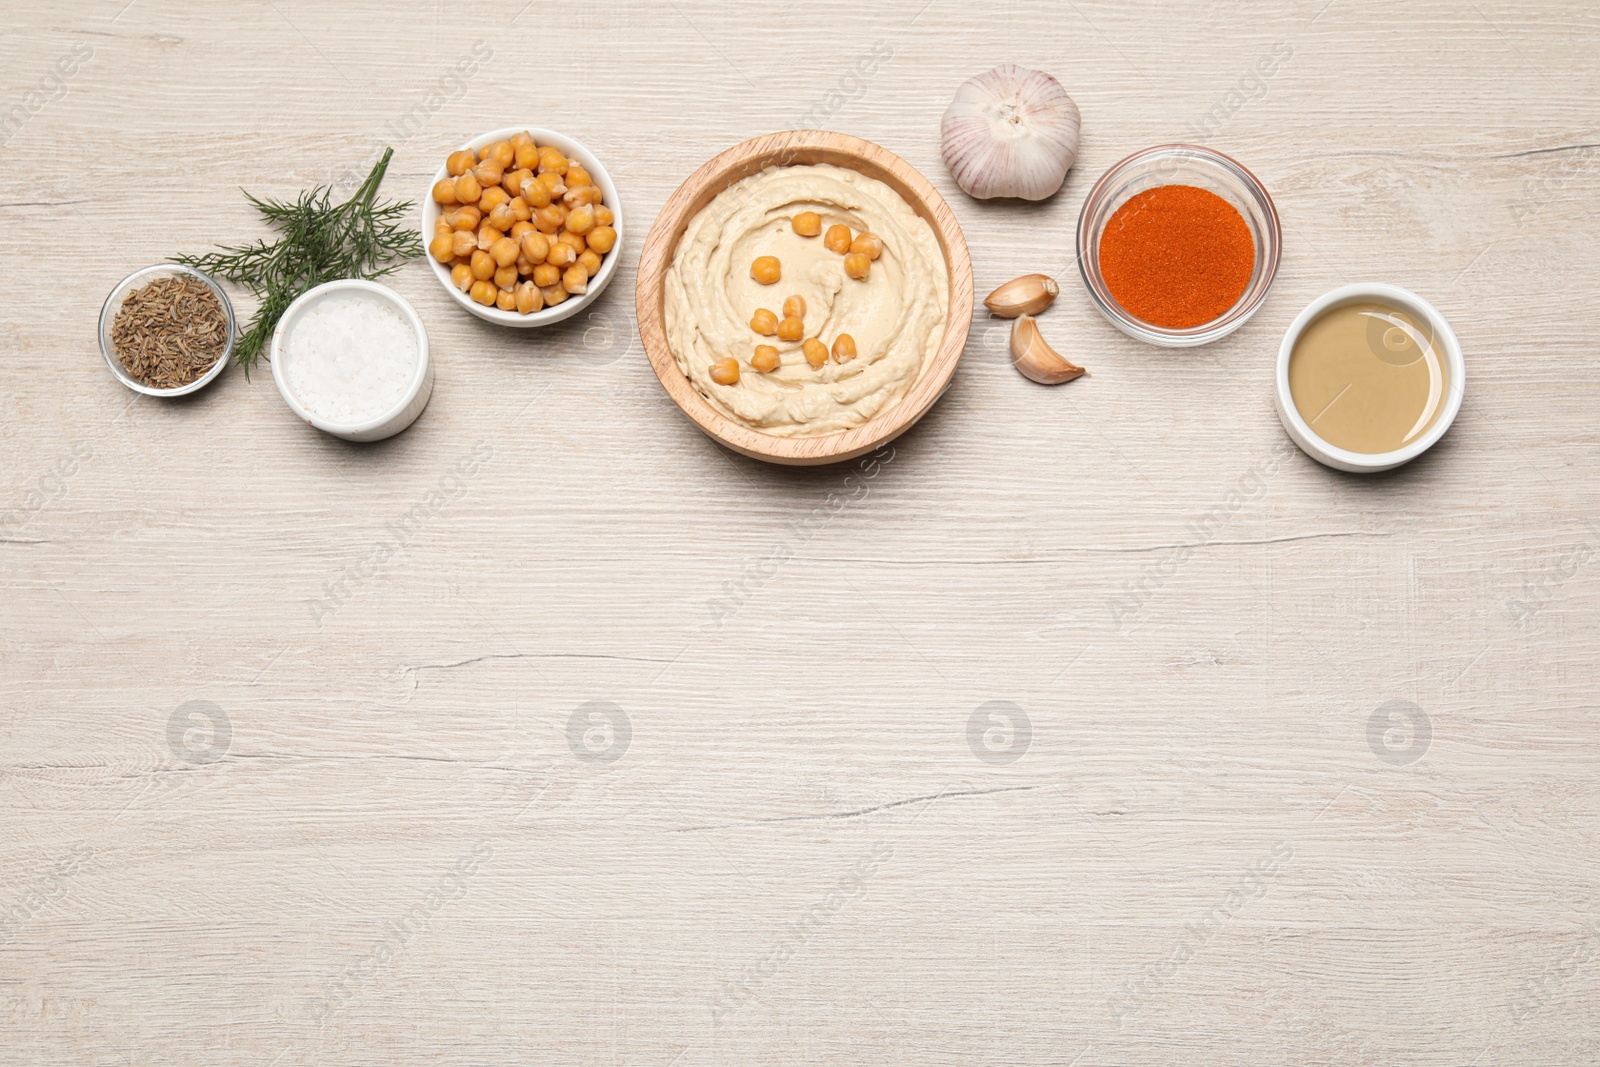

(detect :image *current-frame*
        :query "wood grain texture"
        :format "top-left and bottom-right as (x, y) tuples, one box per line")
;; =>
(636, 130), (973, 465)
(2, 1), (1599, 1064)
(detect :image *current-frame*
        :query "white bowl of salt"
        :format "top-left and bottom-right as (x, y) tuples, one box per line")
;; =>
(271, 279), (433, 442)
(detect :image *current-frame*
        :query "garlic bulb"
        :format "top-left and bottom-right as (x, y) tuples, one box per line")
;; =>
(941, 64), (1081, 201)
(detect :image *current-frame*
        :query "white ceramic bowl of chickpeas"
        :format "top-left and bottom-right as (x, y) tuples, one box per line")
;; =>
(422, 126), (621, 326)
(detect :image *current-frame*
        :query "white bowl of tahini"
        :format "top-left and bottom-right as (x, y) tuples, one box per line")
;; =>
(1275, 282), (1465, 473)
(270, 279), (433, 442)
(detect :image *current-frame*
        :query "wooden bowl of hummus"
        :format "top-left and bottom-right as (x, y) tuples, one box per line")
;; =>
(637, 131), (973, 465)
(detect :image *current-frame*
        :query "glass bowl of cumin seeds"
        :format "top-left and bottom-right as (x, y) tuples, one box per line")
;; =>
(99, 264), (235, 396)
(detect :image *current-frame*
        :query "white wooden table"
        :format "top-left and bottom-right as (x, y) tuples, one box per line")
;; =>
(4, 2), (1598, 1063)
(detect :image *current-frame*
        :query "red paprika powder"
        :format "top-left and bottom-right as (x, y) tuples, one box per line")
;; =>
(1098, 185), (1255, 329)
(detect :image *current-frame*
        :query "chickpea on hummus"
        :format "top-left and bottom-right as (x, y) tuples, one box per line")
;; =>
(664, 164), (948, 438)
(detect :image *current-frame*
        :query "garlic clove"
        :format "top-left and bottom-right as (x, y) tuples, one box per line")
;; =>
(1010, 315), (1085, 385)
(984, 273), (1060, 318)
(941, 64), (1081, 201)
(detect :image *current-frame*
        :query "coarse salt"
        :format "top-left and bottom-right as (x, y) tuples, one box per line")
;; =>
(283, 292), (419, 424)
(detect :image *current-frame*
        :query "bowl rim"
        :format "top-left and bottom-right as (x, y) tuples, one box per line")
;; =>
(269, 278), (431, 436)
(98, 263), (235, 396)
(420, 125), (622, 328)
(1274, 282), (1466, 473)
(1076, 143), (1281, 348)
(635, 129), (974, 466)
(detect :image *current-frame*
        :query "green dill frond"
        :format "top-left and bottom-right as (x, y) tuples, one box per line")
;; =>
(176, 147), (422, 374)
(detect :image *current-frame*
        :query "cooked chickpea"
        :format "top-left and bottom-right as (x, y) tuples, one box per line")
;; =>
(751, 345), (781, 373)
(474, 159), (504, 188)
(535, 205), (565, 233)
(782, 295), (806, 320)
(520, 177), (552, 209)
(823, 224), (853, 254)
(436, 139), (610, 306)
(777, 316), (804, 342)
(792, 211), (822, 237)
(843, 252), (872, 281)
(521, 232), (550, 264)
(710, 357), (740, 386)
(850, 232), (883, 260)
(453, 172), (482, 204)
(515, 280), (543, 314)
(490, 237), (520, 268)
(803, 338), (829, 368)
(832, 334), (857, 362)
(478, 187), (510, 214)
(503, 168), (532, 197)
(750, 308), (778, 336)
(750, 256), (781, 285)
(566, 204), (596, 235)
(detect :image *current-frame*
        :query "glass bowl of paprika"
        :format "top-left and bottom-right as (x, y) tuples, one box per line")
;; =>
(1077, 144), (1280, 347)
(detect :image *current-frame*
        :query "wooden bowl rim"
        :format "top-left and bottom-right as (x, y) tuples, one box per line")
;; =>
(635, 130), (973, 465)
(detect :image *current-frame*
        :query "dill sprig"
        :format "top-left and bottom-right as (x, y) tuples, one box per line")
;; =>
(178, 147), (422, 373)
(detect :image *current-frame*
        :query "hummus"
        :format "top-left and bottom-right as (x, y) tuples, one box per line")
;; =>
(665, 163), (948, 438)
